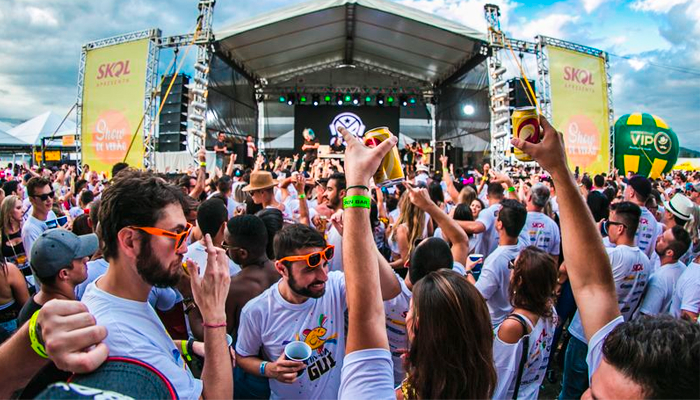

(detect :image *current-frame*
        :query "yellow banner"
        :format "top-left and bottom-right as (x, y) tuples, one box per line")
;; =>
(548, 46), (610, 174)
(35, 151), (61, 162)
(81, 39), (149, 175)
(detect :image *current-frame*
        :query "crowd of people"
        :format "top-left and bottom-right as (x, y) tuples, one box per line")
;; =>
(0, 116), (698, 399)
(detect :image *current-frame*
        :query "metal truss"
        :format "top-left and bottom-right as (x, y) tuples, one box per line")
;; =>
(75, 46), (86, 173)
(143, 32), (161, 169)
(159, 33), (196, 48)
(605, 52), (615, 171)
(83, 29), (161, 51)
(484, 4), (510, 170)
(260, 86), (427, 96)
(537, 36), (605, 57)
(535, 36), (552, 121)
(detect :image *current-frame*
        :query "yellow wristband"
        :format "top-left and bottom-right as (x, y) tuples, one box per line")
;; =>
(29, 309), (48, 358)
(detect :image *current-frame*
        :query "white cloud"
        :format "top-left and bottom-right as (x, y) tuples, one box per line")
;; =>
(511, 14), (580, 41)
(631, 0), (689, 13)
(26, 6), (59, 27)
(582, 0), (607, 13)
(627, 58), (647, 70)
(398, 0), (518, 33)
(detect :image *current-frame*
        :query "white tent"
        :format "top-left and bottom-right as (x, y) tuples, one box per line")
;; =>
(8, 111), (76, 146)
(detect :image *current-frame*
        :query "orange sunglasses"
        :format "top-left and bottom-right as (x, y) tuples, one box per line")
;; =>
(128, 222), (193, 251)
(279, 245), (335, 268)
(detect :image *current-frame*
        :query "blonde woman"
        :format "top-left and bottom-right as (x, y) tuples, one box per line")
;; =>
(0, 196), (29, 279)
(388, 192), (427, 270)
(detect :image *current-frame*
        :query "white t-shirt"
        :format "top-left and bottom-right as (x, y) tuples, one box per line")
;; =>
(236, 271), (347, 399)
(586, 316), (624, 380)
(475, 244), (522, 326)
(635, 207), (660, 260)
(21, 211), (57, 261)
(492, 309), (558, 400)
(670, 262), (700, 318)
(569, 245), (649, 343)
(82, 280), (203, 399)
(327, 225), (343, 273)
(339, 349), (394, 400)
(474, 203), (501, 257)
(518, 211), (561, 255)
(637, 261), (686, 316)
(184, 241), (241, 277)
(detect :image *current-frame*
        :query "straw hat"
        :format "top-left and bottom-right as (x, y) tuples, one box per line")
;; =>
(243, 171), (277, 192)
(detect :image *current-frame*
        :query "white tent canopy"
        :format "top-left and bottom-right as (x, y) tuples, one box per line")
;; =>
(215, 0), (487, 86)
(8, 111), (76, 146)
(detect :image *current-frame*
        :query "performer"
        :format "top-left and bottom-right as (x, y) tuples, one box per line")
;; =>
(330, 134), (345, 153)
(245, 135), (257, 169)
(301, 128), (320, 167)
(214, 132), (229, 170)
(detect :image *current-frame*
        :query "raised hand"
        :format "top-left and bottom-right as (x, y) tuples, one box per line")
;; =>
(402, 182), (435, 211)
(439, 155), (448, 169)
(511, 116), (568, 176)
(293, 174), (306, 193)
(189, 234), (230, 325)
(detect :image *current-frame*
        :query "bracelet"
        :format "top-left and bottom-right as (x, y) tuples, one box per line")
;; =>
(346, 185), (369, 192)
(507, 186), (516, 193)
(260, 361), (268, 376)
(29, 310), (48, 358)
(199, 162), (206, 167)
(202, 321), (227, 328)
(181, 340), (192, 362)
(298, 193), (306, 199)
(343, 195), (371, 209)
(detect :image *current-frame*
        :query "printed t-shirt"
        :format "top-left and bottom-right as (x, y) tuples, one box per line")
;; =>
(518, 211), (560, 255)
(236, 271), (347, 399)
(635, 207), (660, 259)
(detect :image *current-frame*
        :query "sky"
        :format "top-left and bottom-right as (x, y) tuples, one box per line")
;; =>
(0, 0), (698, 148)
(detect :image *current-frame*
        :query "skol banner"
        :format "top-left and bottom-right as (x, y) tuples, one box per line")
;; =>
(548, 46), (610, 174)
(81, 39), (149, 174)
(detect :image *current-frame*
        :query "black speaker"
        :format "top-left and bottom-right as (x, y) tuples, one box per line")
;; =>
(158, 74), (189, 152)
(507, 78), (536, 108)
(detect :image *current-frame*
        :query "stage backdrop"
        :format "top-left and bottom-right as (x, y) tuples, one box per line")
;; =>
(294, 106), (399, 151)
(81, 38), (150, 174)
(548, 46), (610, 174)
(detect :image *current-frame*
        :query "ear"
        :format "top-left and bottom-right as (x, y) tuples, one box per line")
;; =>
(217, 222), (226, 239)
(239, 248), (249, 260)
(117, 227), (140, 260)
(274, 260), (288, 277)
(58, 268), (70, 281)
(340, 189), (346, 199)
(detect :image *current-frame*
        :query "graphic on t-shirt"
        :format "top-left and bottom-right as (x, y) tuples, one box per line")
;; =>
(302, 314), (338, 353)
(284, 314), (339, 382)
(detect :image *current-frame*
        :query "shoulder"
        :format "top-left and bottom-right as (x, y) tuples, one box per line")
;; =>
(240, 285), (275, 315)
(497, 317), (527, 344)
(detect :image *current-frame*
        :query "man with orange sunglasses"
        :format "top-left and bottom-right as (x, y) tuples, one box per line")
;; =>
(236, 223), (400, 399)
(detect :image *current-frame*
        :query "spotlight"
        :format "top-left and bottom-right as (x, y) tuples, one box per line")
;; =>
(324, 94), (332, 103)
(387, 95), (394, 105)
(365, 94), (372, 104)
(399, 95), (408, 107)
(312, 94), (320, 106)
(336, 94), (343, 105)
(409, 96), (417, 105)
(279, 95), (286, 103)
(299, 94), (307, 103)
(352, 94), (360, 105)
(462, 104), (475, 115)
(377, 94), (384, 105)
(344, 94), (352, 103)
(287, 94), (296, 106)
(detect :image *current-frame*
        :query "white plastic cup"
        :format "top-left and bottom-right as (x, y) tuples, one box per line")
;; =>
(284, 341), (312, 376)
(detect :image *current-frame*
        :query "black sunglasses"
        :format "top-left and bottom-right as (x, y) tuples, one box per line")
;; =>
(605, 220), (627, 230)
(31, 191), (54, 201)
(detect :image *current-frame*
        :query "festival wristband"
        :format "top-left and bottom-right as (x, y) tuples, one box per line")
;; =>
(260, 361), (268, 376)
(200, 162), (206, 167)
(181, 340), (192, 362)
(343, 195), (371, 209)
(202, 321), (227, 329)
(507, 186), (516, 193)
(29, 310), (48, 358)
(346, 185), (369, 192)
(298, 193), (306, 199)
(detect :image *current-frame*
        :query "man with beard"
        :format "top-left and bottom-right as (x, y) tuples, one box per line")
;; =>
(319, 172), (345, 271)
(235, 223), (399, 399)
(81, 170), (232, 399)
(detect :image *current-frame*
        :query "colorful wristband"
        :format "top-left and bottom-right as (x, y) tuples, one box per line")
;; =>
(507, 186), (516, 193)
(343, 195), (371, 209)
(181, 340), (192, 362)
(199, 162), (206, 167)
(260, 361), (268, 376)
(29, 310), (48, 358)
(298, 193), (306, 199)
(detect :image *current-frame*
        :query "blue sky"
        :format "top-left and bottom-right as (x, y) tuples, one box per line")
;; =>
(0, 0), (698, 148)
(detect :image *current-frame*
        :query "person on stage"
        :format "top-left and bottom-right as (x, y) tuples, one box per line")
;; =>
(246, 135), (257, 169)
(301, 128), (319, 168)
(214, 132), (229, 171)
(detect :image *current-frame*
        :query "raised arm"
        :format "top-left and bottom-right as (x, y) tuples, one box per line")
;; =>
(512, 116), (619, 341)
(293, 174), (310, 226)
(339, 126), (396, 353)
(189, 149), (207, 199)
(440, 156), (460, 204)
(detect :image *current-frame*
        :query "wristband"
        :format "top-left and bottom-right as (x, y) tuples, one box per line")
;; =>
(29, 310), (48, 358)
(202, 321), (227, 328)
(182, 339), (192, 362)
(298, 193), (306, 199)
(346, 185), (369, 192)
(507, 186), (516, 193)
(343, 195), (371, 209)
(199, 162), (206, 167)
(260, 361), (268, 376)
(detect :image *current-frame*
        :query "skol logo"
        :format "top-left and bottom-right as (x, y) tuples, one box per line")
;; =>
(564, 67), (595, 85)
(97, 60), (131, 79)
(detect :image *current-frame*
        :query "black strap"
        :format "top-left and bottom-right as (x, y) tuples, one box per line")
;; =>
(507, 314), (530, 400)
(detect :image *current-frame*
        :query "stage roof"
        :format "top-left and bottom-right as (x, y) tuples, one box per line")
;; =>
(214, 0), (487, 87)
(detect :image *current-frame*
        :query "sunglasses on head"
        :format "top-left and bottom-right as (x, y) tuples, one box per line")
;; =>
(31, 191), (54, 201)
(279, 245), (335, 268)
(128, 223), (193, 252)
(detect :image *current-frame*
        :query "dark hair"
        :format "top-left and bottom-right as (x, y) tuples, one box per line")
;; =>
(487, 182), (504, 200)
(453, 203), (473, 221)
(667, 225), (691, 261)
(79, 190), (95, 207)
(273, 223), (326, 261)
(227, 215), (268, 259)
(111, 162), (129, 178)
(594, 174), (605, 188)
(178, 175), (194, 190)
(99, 170), (187, 260)
(75, 179), (88, 193)
(498, 199), (527, 238)
(603, 316), (700, 399)
(256, 208), (284, 260)
(328, 172), (346, 191)
(27, 177), (51, 197)
(71, 214), (92, 235)
(581, 175), (593, 191)
(197, 198), (228, 237)
(217, 175), (232, 194)
(2, 180), (19, 196)
(610, 201), (641, 237)
(510, 246), (557, 317)
(408, 270), (496, 399)
(428, 181), (444, 205)
(408, 237), (453, 285)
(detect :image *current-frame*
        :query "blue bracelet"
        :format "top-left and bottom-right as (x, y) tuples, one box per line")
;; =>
(260, 361), (268, 376)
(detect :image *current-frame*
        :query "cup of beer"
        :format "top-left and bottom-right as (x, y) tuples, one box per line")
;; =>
(512, 107), (541, 162)
(284, 341), (313, 376)
(468, 253), (484, 280)
(363, 127), (405, 187)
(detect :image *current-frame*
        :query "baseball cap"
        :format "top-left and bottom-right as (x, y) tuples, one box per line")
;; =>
(627, 175), (652, 199)
(30, 230), (98, 278)
(664, 193), (695, 221)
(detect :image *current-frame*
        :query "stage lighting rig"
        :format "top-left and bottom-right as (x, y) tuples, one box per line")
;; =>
(286, 94), (296, 105)
(399, 95), (408, 107)
(336, 94), (343, 105)
(299, 94), (307, 103)
(377, 94), (385, 105)
(324, 94), (332, 103)
(387, 95), (394, 105)
(352, 94), (360, 105)
(409, 96), (417, 105)
(279, 95), (286, 103)
(364, 94), (372, 104)
(312, 94), (320, 106)
(344, 94), (352, 103)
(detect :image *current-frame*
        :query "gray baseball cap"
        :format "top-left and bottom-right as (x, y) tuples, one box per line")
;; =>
(30, 230), (98, 278)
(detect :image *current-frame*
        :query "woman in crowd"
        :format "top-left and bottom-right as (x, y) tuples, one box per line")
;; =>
(399, 269), (496, 399)
(492, 246), (558, 399)
(470, 197), (485, 220)
(0, 196), (29, 281)
(0, 257), (29, 344)
(388, 192), (428, 270)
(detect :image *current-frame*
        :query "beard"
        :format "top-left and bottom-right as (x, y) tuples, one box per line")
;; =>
(136, 238), (182, 288)
(287, 268), (326, 299)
